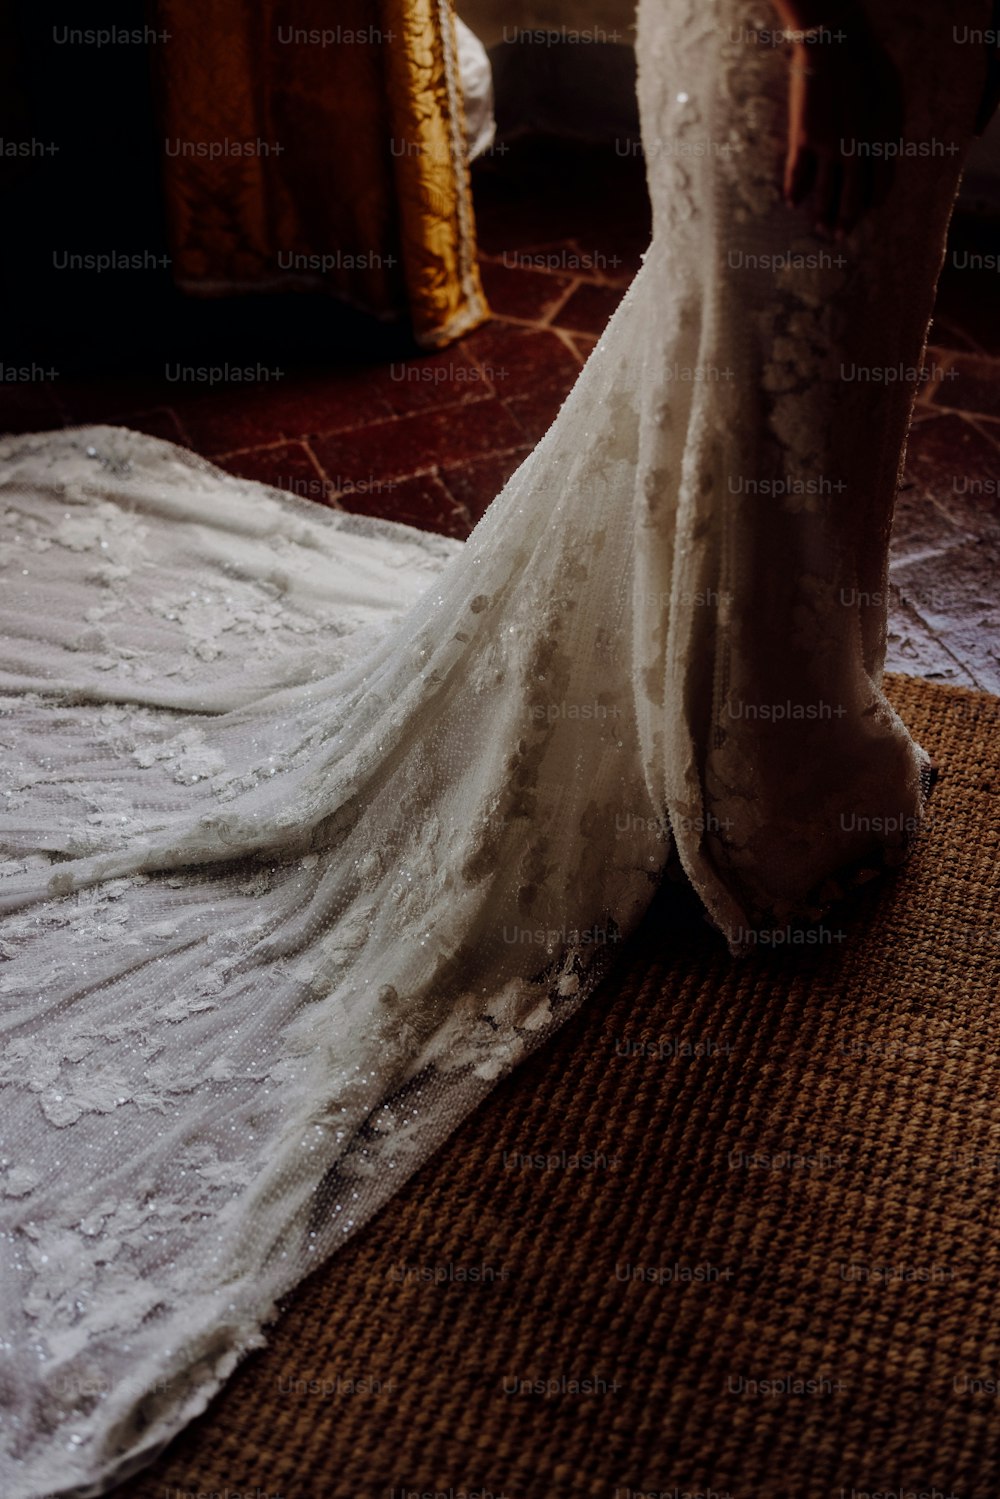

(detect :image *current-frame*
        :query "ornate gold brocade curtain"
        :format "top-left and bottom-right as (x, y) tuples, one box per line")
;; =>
(152, 0), (489, 347)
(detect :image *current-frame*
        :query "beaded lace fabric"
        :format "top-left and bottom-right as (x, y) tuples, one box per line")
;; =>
(0, 2), (988, 1493)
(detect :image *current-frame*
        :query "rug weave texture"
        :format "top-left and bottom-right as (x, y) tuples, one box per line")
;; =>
(118, 674), (1000, 1499)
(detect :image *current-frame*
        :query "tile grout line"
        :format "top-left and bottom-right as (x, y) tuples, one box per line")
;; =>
(537, 276), (583, 328)
(964, 413), (1000, 452)
(300, 437), (344, 511)
(477, 248), (635, 291)
(929, 315), (987, 358)
(550, 327), (587, 365)
(890, 536), (972, 569)
(892, 598), (987, 692)
(430, 463), (476, 533)
(207, 393), (507, 464)
(167, 407), (196, 449)
(917, 347), (958, 408)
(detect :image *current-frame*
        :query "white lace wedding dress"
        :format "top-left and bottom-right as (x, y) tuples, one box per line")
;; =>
(0, 2), (988, 1494)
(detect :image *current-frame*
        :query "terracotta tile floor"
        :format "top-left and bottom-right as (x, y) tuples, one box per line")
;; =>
(1, 137), (998, 689)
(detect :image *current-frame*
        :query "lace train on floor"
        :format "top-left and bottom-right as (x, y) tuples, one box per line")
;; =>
(0, 0), (990, 1492)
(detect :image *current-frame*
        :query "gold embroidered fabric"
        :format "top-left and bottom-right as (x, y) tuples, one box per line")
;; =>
(153, 0), (488, 347)
(382, 0), (488, 345)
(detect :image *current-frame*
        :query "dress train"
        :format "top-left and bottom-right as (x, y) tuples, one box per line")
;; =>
(0, 1), (989, 1493)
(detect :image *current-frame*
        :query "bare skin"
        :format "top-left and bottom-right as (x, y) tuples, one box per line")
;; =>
(770, 0), (1000, 236)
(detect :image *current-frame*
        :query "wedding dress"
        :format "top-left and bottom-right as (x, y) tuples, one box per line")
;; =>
(0, 2), (989, 1494)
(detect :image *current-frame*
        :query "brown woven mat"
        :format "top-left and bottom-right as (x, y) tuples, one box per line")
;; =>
(118, 674), (1000, 1499)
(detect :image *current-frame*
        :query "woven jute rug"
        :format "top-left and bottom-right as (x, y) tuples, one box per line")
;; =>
(116, 673), (999, 1499)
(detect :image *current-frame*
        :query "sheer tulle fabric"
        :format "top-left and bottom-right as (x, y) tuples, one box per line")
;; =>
(0, 2), (987, 1494)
